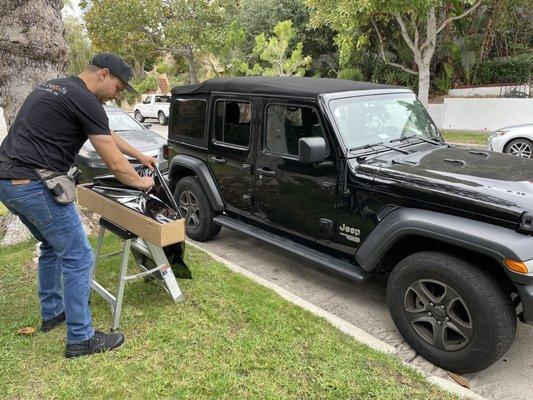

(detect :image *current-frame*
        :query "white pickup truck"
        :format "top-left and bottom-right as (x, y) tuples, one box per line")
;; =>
(134, 94), (171, 125)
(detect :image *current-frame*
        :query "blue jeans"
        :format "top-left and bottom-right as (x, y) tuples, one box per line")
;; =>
(0, 179), (95, 343)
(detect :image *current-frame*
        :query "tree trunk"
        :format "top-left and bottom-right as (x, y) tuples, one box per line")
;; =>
(0, 0), (68, 130)
(417, 63), (431, 107)
(479, 0), (508, 62)
(184, 48), (198, 84)
(133, 59), (146, 80)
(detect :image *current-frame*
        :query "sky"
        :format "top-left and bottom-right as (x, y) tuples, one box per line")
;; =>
(62, 0), (84, 20)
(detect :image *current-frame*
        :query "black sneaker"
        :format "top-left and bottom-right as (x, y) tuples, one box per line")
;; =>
(64, 330), (125, 358)
(41, 311), (66, 333)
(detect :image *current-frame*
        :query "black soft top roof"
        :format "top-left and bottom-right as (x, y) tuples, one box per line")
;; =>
(171, 76), (400, 97)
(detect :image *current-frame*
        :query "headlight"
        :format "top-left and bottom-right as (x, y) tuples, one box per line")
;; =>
(492, 129), (510, 137)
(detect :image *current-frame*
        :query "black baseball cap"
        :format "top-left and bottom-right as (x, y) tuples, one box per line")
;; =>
(90, 53), (137, 93)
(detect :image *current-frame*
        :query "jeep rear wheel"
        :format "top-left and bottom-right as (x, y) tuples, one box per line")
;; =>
(134, 110), (145, 122)
(174, 176), (221, 241)
(387, 251), (516, 373)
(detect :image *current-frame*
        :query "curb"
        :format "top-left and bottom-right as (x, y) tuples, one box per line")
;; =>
(187, 240), (486, 400)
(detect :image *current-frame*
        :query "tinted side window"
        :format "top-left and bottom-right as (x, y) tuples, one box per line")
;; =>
(265, 105), (324, 156)
(213, 100), (251, 148)
(169, 99), (206, 139)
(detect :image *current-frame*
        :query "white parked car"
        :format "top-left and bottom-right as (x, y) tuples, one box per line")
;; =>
(487, 123), (533, 158)
(134, 94), (171, 125)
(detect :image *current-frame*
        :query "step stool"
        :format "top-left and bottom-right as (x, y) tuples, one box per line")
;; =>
(91, 218), (184, 331)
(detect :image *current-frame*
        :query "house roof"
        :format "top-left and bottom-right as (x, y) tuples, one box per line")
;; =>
(171, 76), (400, 98)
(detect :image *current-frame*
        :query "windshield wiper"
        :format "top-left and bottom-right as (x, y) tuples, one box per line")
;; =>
(349, 142), (410, 155)
(391, 134), (442, 146)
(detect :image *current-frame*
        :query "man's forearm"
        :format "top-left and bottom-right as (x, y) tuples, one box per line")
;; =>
(111, 131), (144, 160)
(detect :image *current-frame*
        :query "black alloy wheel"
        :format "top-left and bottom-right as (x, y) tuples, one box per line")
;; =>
(404, 278), (473, 351)
(387, 250), (516, 373)
(505, 138), (533, 158)
(173, 176), (221, 241)
(179, 189), (200, 231)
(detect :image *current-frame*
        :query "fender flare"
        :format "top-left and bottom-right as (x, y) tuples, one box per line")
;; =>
(355, 207), (533, 274)
(168, 154), (225, 211)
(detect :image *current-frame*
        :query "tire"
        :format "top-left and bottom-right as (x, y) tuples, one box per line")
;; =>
(134, 110), (145, 123)
(504, 138), (533, 158)
(387, 251), (516, 373)
(174, 176), (221, 241)
(158, 111), (168, 125)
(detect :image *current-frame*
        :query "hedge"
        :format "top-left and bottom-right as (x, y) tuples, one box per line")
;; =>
(476, 57), (532, 84)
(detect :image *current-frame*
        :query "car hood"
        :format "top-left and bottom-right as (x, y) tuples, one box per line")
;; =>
(352, 146), (533, 227)
(83, 129), (166, 152)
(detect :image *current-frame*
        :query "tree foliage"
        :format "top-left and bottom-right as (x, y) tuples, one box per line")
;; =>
(246, 20), (312, 76)
(307, 0), (483, 105)
(82, 0), (236, 83)
(81, 0), (160, 77)
(63, 15), (93, 75)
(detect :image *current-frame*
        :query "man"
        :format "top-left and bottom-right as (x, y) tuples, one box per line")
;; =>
(0, 53), (155, 357)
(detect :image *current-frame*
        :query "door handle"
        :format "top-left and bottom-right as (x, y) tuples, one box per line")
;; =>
(257, 167), (276, 177)
(211, 156), (227, 165)
(321, 180), (335, 189)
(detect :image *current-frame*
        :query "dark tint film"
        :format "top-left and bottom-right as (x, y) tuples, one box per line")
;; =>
(170, 99), (206, 139)
(213, 100), (251, 148)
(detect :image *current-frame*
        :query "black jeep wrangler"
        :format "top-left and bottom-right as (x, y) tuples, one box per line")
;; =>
(165, 76), (533, 373)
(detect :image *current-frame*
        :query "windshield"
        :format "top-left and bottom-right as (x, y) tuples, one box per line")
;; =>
(329, 93), (440, 149)
(108, 112), (144, 131)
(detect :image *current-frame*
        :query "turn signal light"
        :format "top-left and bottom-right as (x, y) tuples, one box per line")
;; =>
(504, 259), (529, 274)
(162, 144), (170, 160)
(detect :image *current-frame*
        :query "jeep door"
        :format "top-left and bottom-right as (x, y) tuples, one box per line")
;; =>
(207, 97), (255, 214)
(253, 100), (338, 242)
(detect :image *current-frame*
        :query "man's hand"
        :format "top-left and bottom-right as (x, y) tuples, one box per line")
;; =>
(137, 154), (157, 171)
(135, 176), (155, 191)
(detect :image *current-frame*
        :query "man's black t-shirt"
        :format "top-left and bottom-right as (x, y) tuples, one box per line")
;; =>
(0, 76), (110, 179)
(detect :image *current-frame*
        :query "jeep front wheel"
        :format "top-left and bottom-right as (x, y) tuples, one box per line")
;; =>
(387, 251), (516, 373)
(174, 176), (221, 241)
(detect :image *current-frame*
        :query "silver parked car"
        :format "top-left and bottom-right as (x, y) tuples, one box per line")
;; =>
(487, 123), (533, 158)
(75, 106), (168, 183)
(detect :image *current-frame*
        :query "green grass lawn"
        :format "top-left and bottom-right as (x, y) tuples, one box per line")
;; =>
(0, 235), (456, 400)
(441, 130), (489, 145)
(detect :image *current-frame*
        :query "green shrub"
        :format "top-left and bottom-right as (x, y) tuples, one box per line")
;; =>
(338, 67), (364, 81)
(122, 75), (159, 105)
(476, 57), (532, 84)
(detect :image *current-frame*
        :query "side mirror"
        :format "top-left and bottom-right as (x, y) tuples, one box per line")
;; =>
(298, 137), (328, 163)
(143, 123), (152, 129)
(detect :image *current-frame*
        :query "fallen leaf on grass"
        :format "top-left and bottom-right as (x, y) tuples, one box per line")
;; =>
(17, 327), (36, 335)
(449, 372), (470, 388)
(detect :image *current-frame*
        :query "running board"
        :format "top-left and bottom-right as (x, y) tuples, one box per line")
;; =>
(213, 215), (369, 282)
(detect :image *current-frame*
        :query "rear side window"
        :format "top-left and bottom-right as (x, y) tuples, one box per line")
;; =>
(213, 100), (251, 148)
(169, 99), (207, 140)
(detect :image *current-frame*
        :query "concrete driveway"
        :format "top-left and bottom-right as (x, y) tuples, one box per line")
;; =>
(191, 228), (533, 400)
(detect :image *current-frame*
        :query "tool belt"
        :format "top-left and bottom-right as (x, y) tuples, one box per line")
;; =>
(0, 154), (78, 204)
(34, 168), (77, 204)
